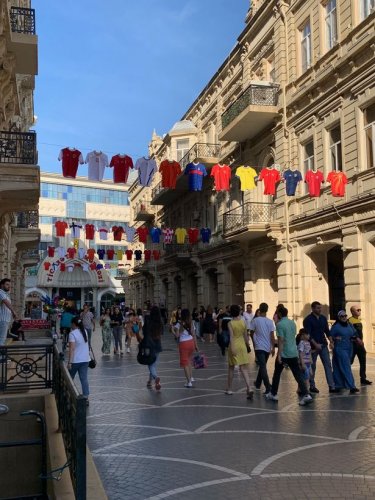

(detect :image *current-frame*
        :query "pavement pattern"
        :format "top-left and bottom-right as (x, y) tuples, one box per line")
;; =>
(84, 331), (375, 500)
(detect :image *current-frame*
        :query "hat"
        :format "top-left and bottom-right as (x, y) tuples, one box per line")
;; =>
(337, 310), (347, 318)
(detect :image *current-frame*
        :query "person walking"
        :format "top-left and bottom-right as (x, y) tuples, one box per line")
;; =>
(111, 306), (124, 356)
(250, 303), (275, 395)
(142, 306), (163, 391)
(243, 304), (254, 336)
(202, 305), (216, 343)
(217, 306), (232, 356)
(100, 308), (112, 355)
(303, 301), (338, 393)
(349, 305), (372, 385)
(266, 307), (313, 406)
(80, 303), (95, 346)
(330, 311), (360, 394)
(0, 279), (16, 346)
(173, 309), (198, 387)
(297, 328), (313, 393)
(67, 317), (90, 405)
(192, 307), (201, 340)
(225, 304), (253, 399)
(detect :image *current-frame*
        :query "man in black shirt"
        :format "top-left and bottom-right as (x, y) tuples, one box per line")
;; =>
(349, 305), (372, 385)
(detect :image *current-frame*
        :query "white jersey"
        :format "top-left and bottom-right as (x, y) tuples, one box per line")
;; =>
(85, 151), (109, 181)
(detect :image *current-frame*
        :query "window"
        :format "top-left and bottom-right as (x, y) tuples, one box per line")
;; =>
(329, 126), (342, 171)
(364, 103), (375, 169)
(325, 0), (337, 50)
(176, 139), (190, 161)
(303, 140), (315, 172)
(360, 0), (375, 20)
(300, 20), (312, 72)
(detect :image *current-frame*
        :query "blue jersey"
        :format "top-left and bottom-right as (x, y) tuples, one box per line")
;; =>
(150, 227), (161, 243)
(97, 249), (105, 259)
(283, 169), (302, 196)
(185, 162), (207, 191)
(200, 227), (211, 243)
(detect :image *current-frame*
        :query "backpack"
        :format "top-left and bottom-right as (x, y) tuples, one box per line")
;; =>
(137, 321), (156, 365)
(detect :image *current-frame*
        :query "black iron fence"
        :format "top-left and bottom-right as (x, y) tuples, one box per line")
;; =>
(0, 130), (37, 164)
(151, 180), (164, 200)
(165, 243), (192, 256)
(10, 7), (36, 35)
(221, 84), (279, 130)
(223, 202), (275, 234)
(16, 210), (39, 228)
(180, 142), (221, 170)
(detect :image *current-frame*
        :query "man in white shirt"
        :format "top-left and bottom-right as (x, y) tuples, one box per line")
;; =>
(250, 302), (275, 395)
(243, 303), (254, 332)
(0, 279), (16, 345)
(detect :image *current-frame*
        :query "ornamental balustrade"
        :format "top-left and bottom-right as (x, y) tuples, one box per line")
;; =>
(223, 202), (275, 234)
(179, 142), (221, 170)
(10, 7), (36, 35)
(0, 130), (37, 164)
(15, 210), (39, 228)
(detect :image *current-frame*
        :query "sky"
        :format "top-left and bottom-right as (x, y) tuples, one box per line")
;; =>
(33, 0), (247, 180)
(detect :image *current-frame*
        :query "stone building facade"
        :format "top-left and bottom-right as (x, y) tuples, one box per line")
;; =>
(127, 0), (375, 352)
(0, 0), (40, 315)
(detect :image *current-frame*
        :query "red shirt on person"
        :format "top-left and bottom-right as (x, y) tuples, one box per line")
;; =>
(159, 160), (182, 188)
(55, 221), (68, 237)
(305, 170), (324, 197)
(109, 154), (133, 184)
(258, 168), (281, 195)
(85, 224), (95, 240)
(326, 171), (347, 197)
(210, 164), (231, 191)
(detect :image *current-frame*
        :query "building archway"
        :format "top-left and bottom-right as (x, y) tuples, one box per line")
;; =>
(327, 246), (346, 319)
(99, 290), (117, 314)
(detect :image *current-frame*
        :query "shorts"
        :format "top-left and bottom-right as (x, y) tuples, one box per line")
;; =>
(302, 363), (312, 381)
(178, 339), (195, 367)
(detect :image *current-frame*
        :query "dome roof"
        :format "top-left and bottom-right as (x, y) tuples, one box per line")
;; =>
(169, 120), (197, 134)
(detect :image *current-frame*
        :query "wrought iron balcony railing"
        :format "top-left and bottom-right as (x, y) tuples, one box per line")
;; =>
(165, 243), (193, 256)
(223, 202), (275, 235)
(0, 130), (37, 164)
(15, 210), (39, 228)
(10, 7), (36, 35)
(151, 180), (164, 200)
(179, 142), (221, 170)
(221, 84), (279, 130)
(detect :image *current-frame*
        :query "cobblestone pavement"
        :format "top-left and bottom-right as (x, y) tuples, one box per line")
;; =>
(84, 332), (375, 500)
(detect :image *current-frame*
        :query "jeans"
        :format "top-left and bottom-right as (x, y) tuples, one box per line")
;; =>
(112, 326), (123, 351)
(86, 328), (92, 346)
(271, 357), (308, 396)
(148, 353), (159, 380)
(351, 343), (367, 381)
(0, 321), (10, 346)
(254, 350), (271, 392)
(69, 362), (89, 397)
(194, 321), (201, 338)
(310, 344), (335, 389)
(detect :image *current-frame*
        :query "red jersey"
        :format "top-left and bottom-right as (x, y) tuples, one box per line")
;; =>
(187, 228), (199, 244)
(55, 221), (68, 237)
(144, 249), (151, 261)
(60, 263), (66, 271)
(327, 171), (347, 197)
(47, 246), (55, 257)
(107, 249), (115, 260)
(136, 226), (149, 243)
(90, 262), (97, 270)
(85, 224), (95, 240)
(210, 164), (231, 191)
(112, 226), (124, 241)
(125, 250), (133, 260)
(87, 248), (95, 260)
(58, 148), (83, 178)
(109, 154), (134, 184)
(67, 248), (76, 259)
(159, 160), (181, 188)
(43, 262), (51, 270)
(152, 250), (161, 261)
(305, 170), (324, 197)
(259, 168), (281, 195)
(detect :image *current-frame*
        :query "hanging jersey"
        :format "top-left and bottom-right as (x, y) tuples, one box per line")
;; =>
(144, 249), (151, 261)
(97, 249), (105, 260)
(67, 248), (76, 259)
(58, 148), (84, 178)
(104, 263), (111, 269)
(90, 262), (97, 270)
(259, 168), (281, 195)
(116, 250), (123, 260)
(200, 227), (211, 243)
(57, 247), (66, 258)
(78, 248), (86, 259)
(43, 262), (51, 270)
(87, 248), (95, 260)
(136, 226), (149, 243)
(60, 263), (66, 272)
(188, 228), (199, 244)
(96, 264), (103, 270)
(326, 171), (347, 197)
(55, 221), (68, 237)
(70, 223), (82, 239)
(175, 228), (187, 244)
(134, 157), (157, 186)
(283, 169), (303, 196)
(99, 228), (108, 240)
(125, 250), (133, 260)
(305, 170), (324, 197)
(107, 249), (115, 260)
(211, 164), (231, 191)
(162, 228), (174, 244)
(235, 166), (257, 191)
(109, 154), (134, 184)
(47, 246), (55, 257)
(85, 224), (95, 240)
(159, 160), (181, 188)
(150, 227), (162, 243)
(134, 250), (143, 261)
(85, 151), (109, 181)
(112, 226), (124, 241)
(125, 226), (136, 243)
(185, 162), (207, 191)
(152, 250), (161, 261)
(82, 263), (89, 272)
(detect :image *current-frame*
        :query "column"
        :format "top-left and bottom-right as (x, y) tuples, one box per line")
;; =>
(216, 261), (227, 308)
(195, 268), (204, 308)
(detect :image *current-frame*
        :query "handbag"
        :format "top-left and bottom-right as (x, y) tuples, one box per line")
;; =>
(193, 352), (208, 369)
(137, 324), (156, 365)
(88, 346), (96, 369)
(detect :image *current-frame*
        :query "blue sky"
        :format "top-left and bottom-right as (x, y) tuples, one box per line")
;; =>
(33, 0), (247, 179)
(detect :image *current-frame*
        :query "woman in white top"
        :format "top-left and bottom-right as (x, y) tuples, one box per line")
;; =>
(173, 309), (198, 387)
(68, 317), (91, 404)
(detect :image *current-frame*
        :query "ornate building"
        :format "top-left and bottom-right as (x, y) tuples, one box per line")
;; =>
(127, 0), (375, 351)
(0, 0), (40, 314)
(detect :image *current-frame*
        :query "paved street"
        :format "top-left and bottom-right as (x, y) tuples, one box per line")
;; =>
(85, 332), (375, 500)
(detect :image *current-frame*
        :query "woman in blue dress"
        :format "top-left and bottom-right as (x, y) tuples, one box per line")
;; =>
(330, 310), (360, 394)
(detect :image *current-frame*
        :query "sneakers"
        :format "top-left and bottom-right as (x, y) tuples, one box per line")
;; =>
(361, 379), (372, 385)
(349, 387), (360, 394)
(126, 347), (130, 353)
(146, 380), (152, 389)
(155, 377), (161, 391)
(310, 387), (320, 394)
(265, 393), (278, 401)
(224, 390), (233, 395)
(184, 382), (193, 388)
(191, 377), (195, 383)
(299, 394), (313, 406)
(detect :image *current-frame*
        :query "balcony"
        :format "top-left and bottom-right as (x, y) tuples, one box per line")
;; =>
(164, 243), (194, 262)
(21, 249), (40, 268)
(12, 210), (40, 252)
(134, 203), (155, 222)
(219, 83), (279, 142)
(8, 7), (38, 75)
(223, 202), (276, 240)
(179, 142), (221, 170)
(15, 210), (39, 228)
(0, 130), (37, 164)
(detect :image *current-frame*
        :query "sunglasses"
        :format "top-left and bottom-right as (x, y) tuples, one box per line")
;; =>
(339, 314), (348, 318)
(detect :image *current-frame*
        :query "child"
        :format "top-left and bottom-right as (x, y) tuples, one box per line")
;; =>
(297, 328), (312, 392)
(8, 320), (25, 341)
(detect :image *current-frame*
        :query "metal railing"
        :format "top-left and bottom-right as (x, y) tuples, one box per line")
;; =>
(53, 348), (86, 500)
(223, 202), (275, 234)
(165, 243), (192, 256)
(16, 210), (39, 228)
(180, 142), (221, 170)
(221, 84), (279, 130)
(151, 180), (164, 200)
(10, 7), (36, 34)
(0, 130), (37, 164)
